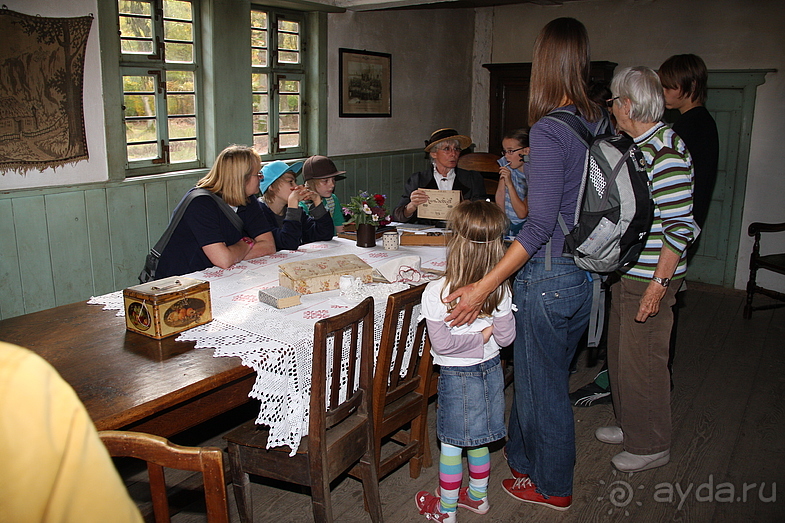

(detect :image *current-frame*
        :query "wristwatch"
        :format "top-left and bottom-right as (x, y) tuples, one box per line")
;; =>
(652, 276), (670, 288)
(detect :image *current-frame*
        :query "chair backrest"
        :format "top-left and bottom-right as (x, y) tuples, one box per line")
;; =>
(457, 152), (501, 174)
(458, 152), (502, 196)
(99, 430), (230, 523)
(309, 296), (375, 445)
(374, 284), (429, 412)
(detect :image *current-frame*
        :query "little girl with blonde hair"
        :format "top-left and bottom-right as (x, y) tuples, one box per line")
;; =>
(415, 200), (516, 522)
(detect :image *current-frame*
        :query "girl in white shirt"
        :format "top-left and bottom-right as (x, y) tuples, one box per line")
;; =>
(415, 200), (515, 523)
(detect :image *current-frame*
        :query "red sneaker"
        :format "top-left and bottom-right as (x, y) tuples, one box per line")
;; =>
(501, 477), (572, 511)
(436, 486), (489, 515)
(415, 491), (456, 522)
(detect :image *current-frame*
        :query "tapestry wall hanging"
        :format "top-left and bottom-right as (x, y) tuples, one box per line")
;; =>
(0, 8), (93, 174)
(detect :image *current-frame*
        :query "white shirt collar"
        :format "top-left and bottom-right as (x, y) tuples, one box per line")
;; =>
(433, 167), (456, 191)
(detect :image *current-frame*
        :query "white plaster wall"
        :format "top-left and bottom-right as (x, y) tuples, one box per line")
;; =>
(483, 0), (785, 292)
(0, 0), (107, 190)
(327, 8), (475, 155)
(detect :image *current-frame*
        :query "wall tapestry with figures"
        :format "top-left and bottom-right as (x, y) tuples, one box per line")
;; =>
(0, 8), (93, 174)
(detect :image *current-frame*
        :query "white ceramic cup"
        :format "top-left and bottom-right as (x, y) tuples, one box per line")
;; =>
(382, 231), (399, 250)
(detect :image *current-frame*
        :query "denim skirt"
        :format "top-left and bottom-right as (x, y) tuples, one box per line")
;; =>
(436, 355), (506, 447)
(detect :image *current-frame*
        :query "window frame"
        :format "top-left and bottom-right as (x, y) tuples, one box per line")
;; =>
(117, 0), (205, 176)
(251, 5), (307, 160)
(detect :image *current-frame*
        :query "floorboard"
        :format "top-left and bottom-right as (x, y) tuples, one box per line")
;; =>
(116, 282), (785, 522)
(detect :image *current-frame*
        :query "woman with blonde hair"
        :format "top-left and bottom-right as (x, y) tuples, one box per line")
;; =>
(154, 145), (276, 278)
(443, 17), (608, 510)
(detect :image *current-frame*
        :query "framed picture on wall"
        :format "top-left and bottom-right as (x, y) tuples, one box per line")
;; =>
(339, 48), (391, 117)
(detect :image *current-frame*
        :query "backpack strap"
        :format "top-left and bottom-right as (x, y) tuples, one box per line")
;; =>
(140, 188), (244, 283)
(151, 188), (242, 258)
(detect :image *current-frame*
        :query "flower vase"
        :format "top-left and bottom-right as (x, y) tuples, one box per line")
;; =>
(356, 223), (376, 248)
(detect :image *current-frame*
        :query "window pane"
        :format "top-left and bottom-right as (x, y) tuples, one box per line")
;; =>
(252, 73), (268, 93)
(126, 119), (157, 143)
(253, 114), (268, 134)
(279, 133), (299, 148)
(163, 0), (192, 20)
(124, 75), (156, 92)
(253, 135), (269, 156)
(251, 29), (267, 48)
(124, 95), (156, 117)
(279, 79), (299, 93)
(278, 32), (299, 52)
(167, 94), (195, 115)
(119, 0), (151, 16)
(252, 94), (268, 114)
(278, 51), (299, 64)
(166, 70), (194, 92)
(278, 20), (298, 33)
(251, 10), (267, 29)
(279, 94), (299, 113)
(251, 49), (267, 68)
(119, 15), (152, 38)
(164, 19), (192, 41)
(170, 139), (197, 162)
(279, 114), (299, 132)
(128, 142), (159, 161)
(165, 42), (193, 63)
(168, 117), (196, 138)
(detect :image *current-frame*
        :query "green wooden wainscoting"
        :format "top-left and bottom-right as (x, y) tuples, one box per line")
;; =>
(0, 149), (428, 321)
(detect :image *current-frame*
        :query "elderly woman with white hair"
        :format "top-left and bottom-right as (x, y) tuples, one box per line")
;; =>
(595, 66), (698, 473)
(392, 128), (485, 225)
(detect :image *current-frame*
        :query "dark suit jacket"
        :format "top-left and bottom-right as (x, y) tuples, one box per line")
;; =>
(392, 167), (486, 224)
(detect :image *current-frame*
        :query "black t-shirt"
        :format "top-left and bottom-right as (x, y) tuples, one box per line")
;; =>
(673, 106), (719, 229)
(155, 192), (273, 278)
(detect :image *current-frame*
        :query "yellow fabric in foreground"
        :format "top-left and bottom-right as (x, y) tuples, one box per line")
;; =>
(0, 341), (143, 523)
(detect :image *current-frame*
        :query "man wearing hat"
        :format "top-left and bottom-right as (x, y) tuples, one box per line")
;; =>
(259, 159), (334, 250)
(392, 128), (486, 225)
(300, 155), (347, 234)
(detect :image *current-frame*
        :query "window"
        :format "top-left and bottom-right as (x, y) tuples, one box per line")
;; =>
(251, 7), (306, 158)
(118, 0), (201, 173)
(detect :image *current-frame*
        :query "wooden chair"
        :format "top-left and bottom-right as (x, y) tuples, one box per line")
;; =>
(744, 221), (785, 318)
(458, 152), (502, 196)
(98, 430), (230, 523)
(369, 284), (434, 479)
(224, 297), (382, 523)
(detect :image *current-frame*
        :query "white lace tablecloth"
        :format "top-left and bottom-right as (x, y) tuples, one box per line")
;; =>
(88, 238), (446, 454)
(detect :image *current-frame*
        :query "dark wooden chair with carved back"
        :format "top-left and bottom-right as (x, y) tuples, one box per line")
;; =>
(367, 284), (434, 479)
(223, 297), (382, 523)
(98, 430), (230, 523)
(458, 152), (502, 197)
(744, 221), (785, 318)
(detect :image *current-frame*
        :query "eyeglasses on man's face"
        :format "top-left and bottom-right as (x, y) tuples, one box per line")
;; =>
(605, 96), (620, 108)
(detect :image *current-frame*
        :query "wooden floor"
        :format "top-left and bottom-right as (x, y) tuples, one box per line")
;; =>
(118, 282), (785, 522)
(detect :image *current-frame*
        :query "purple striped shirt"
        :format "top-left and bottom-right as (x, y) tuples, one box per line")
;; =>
(515, 105), (604, 258)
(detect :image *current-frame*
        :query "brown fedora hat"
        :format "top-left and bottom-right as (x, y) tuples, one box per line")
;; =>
(424, 128), (472, 152)
(302, 155), (347, 182)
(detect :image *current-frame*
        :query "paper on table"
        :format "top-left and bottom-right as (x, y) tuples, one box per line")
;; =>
(417, 188), (461, 220)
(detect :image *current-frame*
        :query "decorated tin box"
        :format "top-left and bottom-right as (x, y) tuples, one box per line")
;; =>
(123, 276), (212, 339)
(278, 254), (373, 295)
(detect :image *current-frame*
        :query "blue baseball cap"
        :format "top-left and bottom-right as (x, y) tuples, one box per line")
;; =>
(259, 160), (304, 194)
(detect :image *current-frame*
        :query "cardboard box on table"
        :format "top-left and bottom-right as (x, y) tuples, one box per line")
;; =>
(278, 254), (373, 295)
(123, 276), (212, 339)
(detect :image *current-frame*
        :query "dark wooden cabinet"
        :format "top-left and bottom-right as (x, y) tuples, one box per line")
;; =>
(484, 61), (617, 155)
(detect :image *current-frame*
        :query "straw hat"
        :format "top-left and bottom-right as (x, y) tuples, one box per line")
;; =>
(302, 155), (346, 182)
(424, 128), (472, 152)
(260, 160), (303, 194)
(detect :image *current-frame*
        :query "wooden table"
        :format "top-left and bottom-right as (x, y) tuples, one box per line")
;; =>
(0, 301), (254, 437)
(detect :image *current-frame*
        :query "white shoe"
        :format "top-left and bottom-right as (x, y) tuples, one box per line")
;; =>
(595, 426), (623, 444)
(612, 450), (670, 472)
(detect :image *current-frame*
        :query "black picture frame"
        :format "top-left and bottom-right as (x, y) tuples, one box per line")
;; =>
(339, 48), (391, 118)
